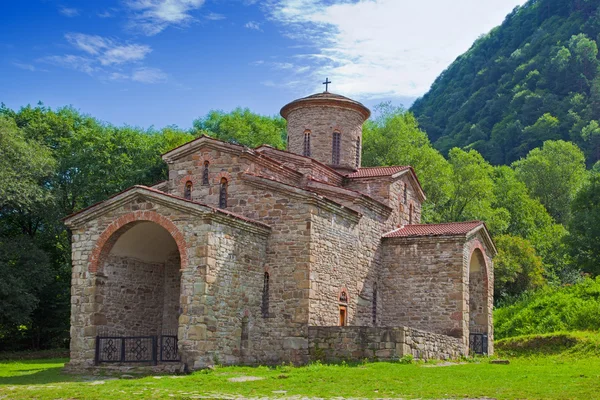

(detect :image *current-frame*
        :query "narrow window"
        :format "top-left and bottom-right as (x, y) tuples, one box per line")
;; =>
(241, 315), (249, 347)
(303, 130), (311, 157)
(332, 131), (341, 165)
(409, 203), (414, 224)
(202, 161), (210, 185)
(403, 183), (408, 204)
(339, 289), (348, 326)
(339, 307), (347, 326)
(262, 272), (269, 317)
(372, 283), (378, 326)
(184, 181), (193, 200)
(219, 178), (228, 209)
(355, 138), (361, 168)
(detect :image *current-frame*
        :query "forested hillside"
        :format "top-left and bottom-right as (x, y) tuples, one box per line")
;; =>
(411, 0), (600, 166)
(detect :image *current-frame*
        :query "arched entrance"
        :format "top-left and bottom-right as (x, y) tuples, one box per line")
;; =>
(92, 218), (183, 363)
(468, 247), (489, 354)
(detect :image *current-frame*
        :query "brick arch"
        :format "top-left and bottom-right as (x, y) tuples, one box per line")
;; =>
(195, 153), (214, 167)
(467, 239), (490, 285)
(215, 171), (232, 184)
(88, 210), (189, 273)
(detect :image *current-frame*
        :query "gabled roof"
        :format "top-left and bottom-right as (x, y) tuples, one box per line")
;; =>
(345, 166), (426, 202)
(382, 221), (496, 255)
(345, 166), (411, 178)
(63, 185), (271, 233)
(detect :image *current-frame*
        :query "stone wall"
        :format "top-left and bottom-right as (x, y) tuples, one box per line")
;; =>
(344, 175), (422, 228)
(286, 106), (365, 171)
(99, 255), (165, 336)
(308, 205), (383, 328)
(381, 236), (466, 338)
(308, 326), (464, 362)
(162, 252), (181, 334)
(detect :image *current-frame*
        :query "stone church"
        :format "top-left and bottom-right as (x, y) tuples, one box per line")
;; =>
(64, 89), (495, 371)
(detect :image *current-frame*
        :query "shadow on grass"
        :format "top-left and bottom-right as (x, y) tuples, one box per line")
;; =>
(0, 359), (79, 386)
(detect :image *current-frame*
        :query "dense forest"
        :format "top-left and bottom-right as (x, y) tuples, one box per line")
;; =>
(411, 0), (600, 166)
(2, 0), (600, 352)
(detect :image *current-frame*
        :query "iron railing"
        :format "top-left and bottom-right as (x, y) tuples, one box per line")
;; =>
(95, 334), (180, 364)
(469, 333), (488, 355)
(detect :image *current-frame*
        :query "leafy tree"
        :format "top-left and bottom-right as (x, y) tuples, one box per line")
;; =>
(0, 236), (52, 347)
(513, 140), (587, 224)
(0, 117), (54, 212)
(493, 234), (545, 300)
(362, 103), (452, 221)
(442, 148), (509, 233)
(567, 172), (600, 275)
(193, 108), (286, 149)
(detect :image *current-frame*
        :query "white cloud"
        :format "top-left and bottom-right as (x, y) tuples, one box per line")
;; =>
(98, 10), (115, 18)
(59, 7), (79, 17)
(65, 33), (152, 65)
(205, 12), (225, 20)
(263, 0), (527, 99)
(13, 62), (36, 71)
(39, 55), (96, 75)
(39, 33), (164, 84)
(245, 21), (262, 31)
(125, 0), (205, 35)
(131, 67), (168, 83)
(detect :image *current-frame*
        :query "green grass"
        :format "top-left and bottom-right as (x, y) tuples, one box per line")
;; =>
(2, 345), (600, 400)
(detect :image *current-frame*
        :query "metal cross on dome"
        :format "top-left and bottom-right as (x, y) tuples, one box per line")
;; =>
(323, 77), (331, 92)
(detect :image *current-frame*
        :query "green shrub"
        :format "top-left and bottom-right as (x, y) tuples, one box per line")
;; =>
(494, 277), (600, 339)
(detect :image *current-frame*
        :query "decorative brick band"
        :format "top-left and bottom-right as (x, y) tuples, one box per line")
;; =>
(88, 210), (189, 273)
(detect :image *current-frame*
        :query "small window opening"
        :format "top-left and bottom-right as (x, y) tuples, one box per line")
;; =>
(403, 183), (408, 204)
(332, 131), (341, 165)
(355, 138), (360, 168)
(219, 178), (228, 209)
(303, 130), (311, 157)
(184, 181), (193, 200)
(372, 283), (378, 326)
(262, 272), (270, 317)
(202, 161), (210, 185)
(409, 203), (414, 224)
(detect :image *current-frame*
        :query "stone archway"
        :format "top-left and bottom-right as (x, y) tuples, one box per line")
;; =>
(91, 213), (186, 338)
(468, 247), (489, 336)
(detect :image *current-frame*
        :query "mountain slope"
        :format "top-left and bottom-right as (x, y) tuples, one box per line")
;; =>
(411, 0), (600, 166)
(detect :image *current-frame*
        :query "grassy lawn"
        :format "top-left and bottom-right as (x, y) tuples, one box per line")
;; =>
(1, 333), (600, 399)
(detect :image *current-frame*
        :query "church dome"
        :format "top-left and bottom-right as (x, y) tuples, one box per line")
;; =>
(280, 90), (371, 172)
(280, 92), (371, 120)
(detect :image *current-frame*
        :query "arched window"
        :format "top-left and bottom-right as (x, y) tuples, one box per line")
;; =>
(372, 283), (378, 326)
(202, 161), (210, 185)
(339, 289), (348, 326)
(303, 130), (311, 157)
(403, 183), (408, 204)
(262, 272), (269, 317)
(184, 181), (193, 200)
(355, 138), (361, 168)
(219, 178), (228, 209)
(332, 131), (341, 165)
(409, 203), (414, 224)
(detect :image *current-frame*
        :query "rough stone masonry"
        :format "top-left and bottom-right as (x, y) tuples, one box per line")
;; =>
(64, 90), (496, 372)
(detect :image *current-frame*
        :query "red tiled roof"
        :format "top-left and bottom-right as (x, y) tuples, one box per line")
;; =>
(383, 221), (484, 238)
(345, 166), (411, 179)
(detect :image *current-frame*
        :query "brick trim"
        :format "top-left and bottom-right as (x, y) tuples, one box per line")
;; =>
(194, 152), (214, 166)
(215, 171), (232, 184)
(88, 210), (189, 273)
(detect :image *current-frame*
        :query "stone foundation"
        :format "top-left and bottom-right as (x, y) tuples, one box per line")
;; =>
(308, 326), (464, 362)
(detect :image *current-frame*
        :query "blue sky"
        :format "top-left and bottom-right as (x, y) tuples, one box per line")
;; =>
(1, 0), (526, 129)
